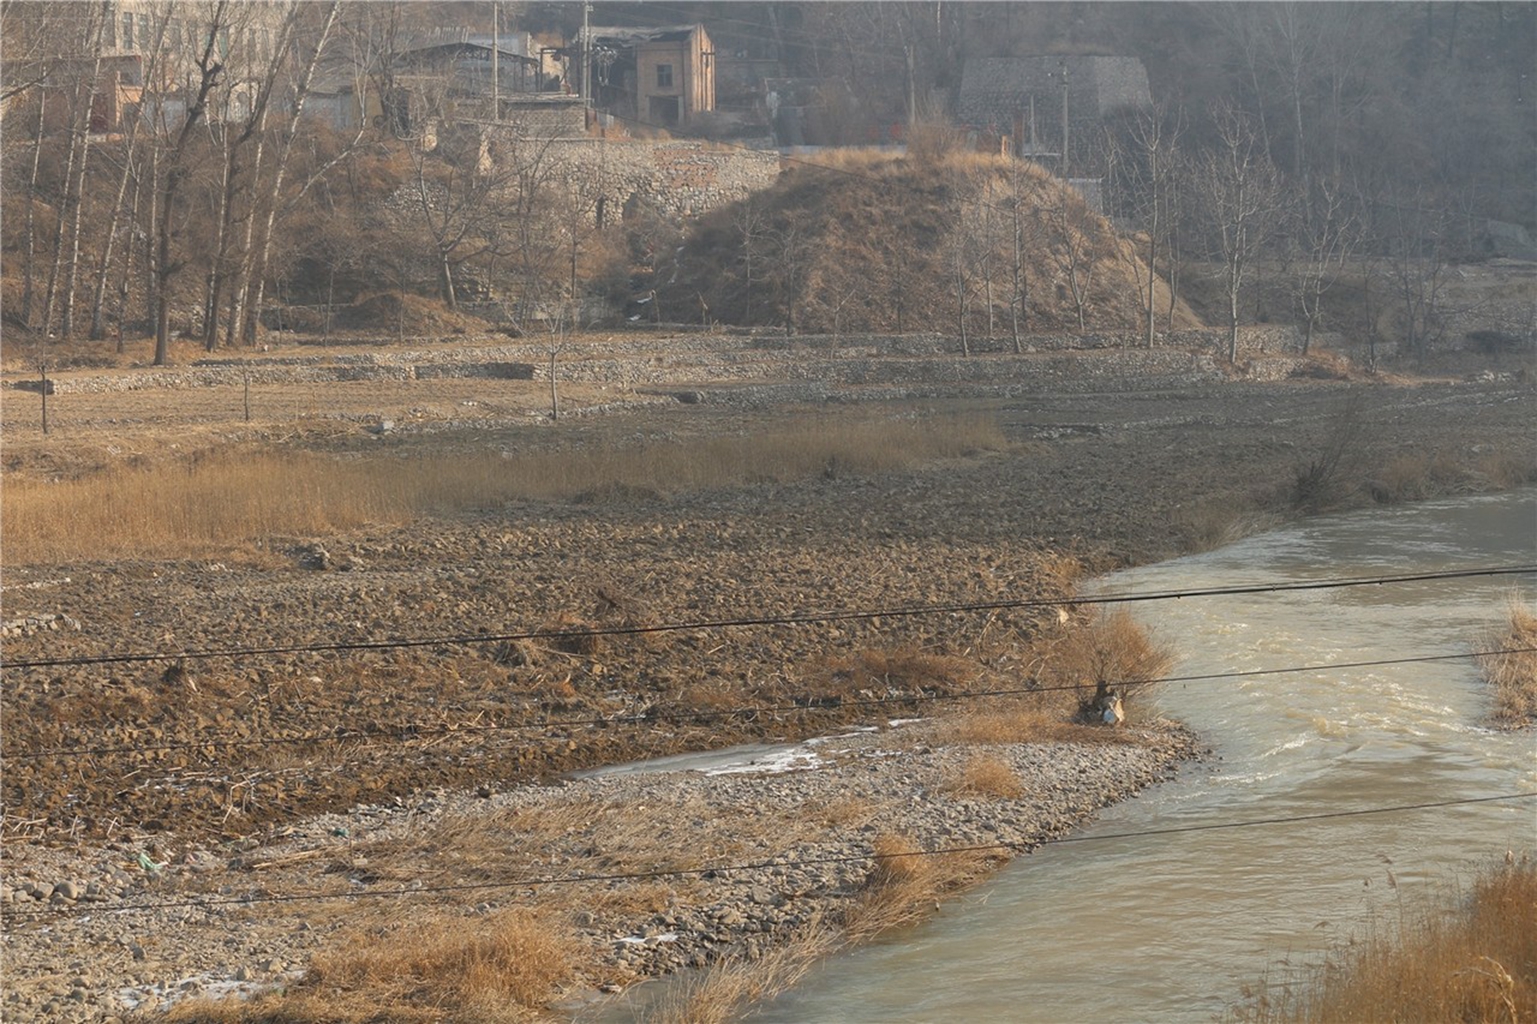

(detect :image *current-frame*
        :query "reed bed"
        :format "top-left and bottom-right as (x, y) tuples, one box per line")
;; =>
(2, 413), (1003, 563)
(1232, 859), (1536, 1023)
(1479, 599), (1537, 726)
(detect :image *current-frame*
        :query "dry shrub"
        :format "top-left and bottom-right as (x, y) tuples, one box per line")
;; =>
(1287, 351), (1354, 380)
(1288, 393), (1368, 512)
(936, 705), (1107, 745)
(166, 908), (583, 1023)
(1039, 607), (1173, 720)
(845, 834), (993, 941)
(1173, 504), (1281, 555)
(1478, 600), (1537, 727)
(945, 754), (1025, 799)
(1365, 452), (1471, 504)
(1475, 449), (1537, 490)
(1231, 859), (1537, 1023)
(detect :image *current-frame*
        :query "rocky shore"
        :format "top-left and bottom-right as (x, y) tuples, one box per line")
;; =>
(0, 721), (1199, 1022)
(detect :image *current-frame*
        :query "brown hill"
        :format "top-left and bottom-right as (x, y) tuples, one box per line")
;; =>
(662, 150), (1201, 337)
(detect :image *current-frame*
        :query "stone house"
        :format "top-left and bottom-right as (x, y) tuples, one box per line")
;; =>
(578, 24), (716, 129)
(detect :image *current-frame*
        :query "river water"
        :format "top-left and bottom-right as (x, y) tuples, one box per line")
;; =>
(752, 489), (1536, 1023)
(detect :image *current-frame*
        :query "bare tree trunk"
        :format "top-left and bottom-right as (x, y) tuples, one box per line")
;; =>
(20, 95), (46, 327)
(42, 94), (85, 335)
(142, 138), (160, 330)
(1009, 198), (1023, 354)
(91, 119), (147, 339)
(204, 123), (232, 349)
(59, 2), (110, 340)
(154, 7), (228, 366)
(241, 1), (340, 345)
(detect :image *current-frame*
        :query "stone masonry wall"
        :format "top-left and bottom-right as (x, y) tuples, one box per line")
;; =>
(542, 139), (781, 218)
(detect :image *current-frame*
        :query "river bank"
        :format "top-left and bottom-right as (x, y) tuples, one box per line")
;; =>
(0, 721), (1200, 1021)
(2, 348), (1533, 1020)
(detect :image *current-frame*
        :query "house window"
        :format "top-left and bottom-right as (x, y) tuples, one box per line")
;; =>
(656, 63), (673, 88)
(122, 11), (134, 49)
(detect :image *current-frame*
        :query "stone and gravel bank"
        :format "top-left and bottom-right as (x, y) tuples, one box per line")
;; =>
(0, 721), (1198, 1022)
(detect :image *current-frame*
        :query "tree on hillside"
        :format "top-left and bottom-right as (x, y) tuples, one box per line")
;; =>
(1105, 104), (1184, 348)
(1003, 162), (1043, 354)
(1193, 101), (1286, 363)
(1043, 188), (1104, 334)
(766, 213), (814, 336)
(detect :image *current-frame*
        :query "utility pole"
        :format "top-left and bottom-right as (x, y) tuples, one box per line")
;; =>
(1060, 58), (1070, 179)
(491, 1), (499, 120)
(582, 2), (592, 119)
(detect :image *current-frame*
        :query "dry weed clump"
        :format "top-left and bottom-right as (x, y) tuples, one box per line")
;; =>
(1478, 600), (1537, 726)
(1231, 858), (1536, 1023)
(647, 926), (839, 1024)
(844, 834), (994, 942)
(945, 754), (1025, 799)
(934, 701), (1135, 747)
(1, 413), (1002, 563)
(166, 908), (584, 1023)
(1365, 452), (1470, 504)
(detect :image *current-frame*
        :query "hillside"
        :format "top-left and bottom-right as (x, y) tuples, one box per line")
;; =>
(661, 150), (1202, 337)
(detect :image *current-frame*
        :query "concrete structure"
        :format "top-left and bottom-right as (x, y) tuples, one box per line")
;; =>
(959, 55), (1151, 167)
(579, 25), (715, 129)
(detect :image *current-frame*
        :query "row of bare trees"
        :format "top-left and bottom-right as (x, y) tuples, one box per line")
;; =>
(2, 0), (634, 360)
(1, 0), (356, 364)
(1100, 97), (1480, 364)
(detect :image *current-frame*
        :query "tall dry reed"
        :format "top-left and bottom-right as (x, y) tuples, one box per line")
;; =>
(3, 413), (1003, 563)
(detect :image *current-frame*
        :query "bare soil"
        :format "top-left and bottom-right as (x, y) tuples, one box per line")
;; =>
(2, 339), (1532, 844)
(0, 336), (1532, 1020)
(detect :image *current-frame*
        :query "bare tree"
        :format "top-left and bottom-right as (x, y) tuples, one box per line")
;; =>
(41, 1), (109, 340)
(1044, 189), (1102, 334)
(90, 4), (171, 340)
(1004, 165), (1037, 353)
(153, 2), (229, 366)
(1379, 186), (1450, 361)
(767, 214), (814, 336)
(1106, 105), (1184, 348)
(1288, 174), (1359, 353)
(1195, 102), (1286, 363)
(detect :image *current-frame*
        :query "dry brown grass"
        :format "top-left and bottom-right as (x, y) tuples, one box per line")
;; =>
(1478, 600), (1537, 727)
(1231, 859), (1537, 1023)
(2, 412), (1004, 563)
(944, 754), (1025, 799)
(646, 925), (839, 1024)
(165, 907), (584, 1023)
(804, 647), (981, 704)
(933, 702), (1135, 747)
(843, 834), (995, 942)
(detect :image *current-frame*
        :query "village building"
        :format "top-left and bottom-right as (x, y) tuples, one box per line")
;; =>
(577, 24), (715, 129)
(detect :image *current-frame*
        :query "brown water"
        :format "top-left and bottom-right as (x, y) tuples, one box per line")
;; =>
(748, 490), (1536, 1023)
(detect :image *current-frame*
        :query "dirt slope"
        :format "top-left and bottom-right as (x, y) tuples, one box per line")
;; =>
(663, 150), (1202, 336)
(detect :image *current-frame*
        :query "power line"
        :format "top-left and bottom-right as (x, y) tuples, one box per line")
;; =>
(4, 565), (1530, 671)
(6, 645), (1534, 764)
(4, 792), (1530, 922)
